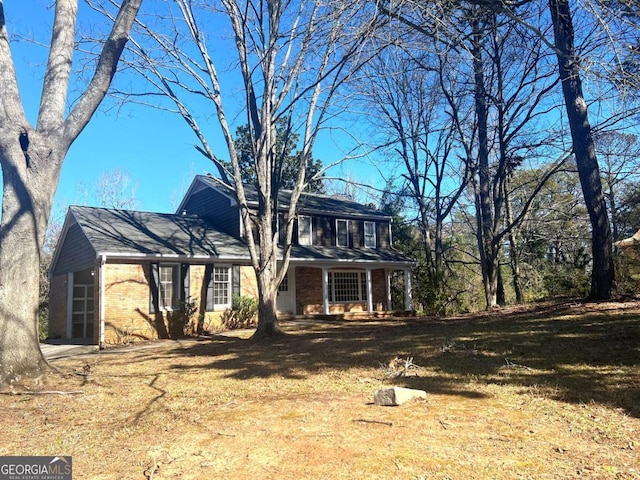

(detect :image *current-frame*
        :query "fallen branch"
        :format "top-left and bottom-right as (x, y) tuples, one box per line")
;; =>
(380, 356), (420, 378)
(500, 358), (534, 371)
(3, 390), (84, 396)
(352, 418), (393, 426)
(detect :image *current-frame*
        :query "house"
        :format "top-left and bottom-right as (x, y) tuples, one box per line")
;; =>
(615, 229), (640, 260)
(48, 174), (414, 346)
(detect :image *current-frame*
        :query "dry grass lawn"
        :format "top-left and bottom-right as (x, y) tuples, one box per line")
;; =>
(1, 299), (640, 479)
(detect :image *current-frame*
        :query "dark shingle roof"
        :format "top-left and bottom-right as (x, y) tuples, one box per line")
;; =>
(197, 174), (390, 219)
(287, 245), (413, 265)
(69, 206), (249, 259)
(61, 205), (411, 267)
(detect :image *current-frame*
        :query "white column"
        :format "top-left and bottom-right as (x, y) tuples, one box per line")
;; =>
(366, 268), (373, 312)
(386, 268), (392, 311)
(99, 255), (107, 350)
(404, 268), (413, 311)
(322, 267), (330, 315)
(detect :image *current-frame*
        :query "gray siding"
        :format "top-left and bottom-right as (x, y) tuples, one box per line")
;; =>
(315, 216), (333, 247)
(378, 222), (390, 248)
(181, 187), (240, 236)
(295, 215), (392, 249)
(52, 223), (96, 276)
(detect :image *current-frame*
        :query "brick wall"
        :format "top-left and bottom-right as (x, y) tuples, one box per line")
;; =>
(295, 267), (323, 314)
(102, 262), (156, 344)
(294, 266), (389, 314)
(57, 260), (392, 344)
(372, 268), (388, 311)
(100, 261), (257, 344)
(240, 266), (258, 298)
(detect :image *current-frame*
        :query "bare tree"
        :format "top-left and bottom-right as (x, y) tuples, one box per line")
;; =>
(377, 1), (566, 308)
(94, 168), (140, 209)
(594, 131), (640, 242)
(116, 0), (380, 336)
(0, 0), (143, 385)
(359, 48), (470, 308)
(548, 0), (614, 300)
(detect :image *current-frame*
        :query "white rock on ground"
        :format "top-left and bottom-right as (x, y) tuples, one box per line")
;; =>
(373, 386), (427, 406)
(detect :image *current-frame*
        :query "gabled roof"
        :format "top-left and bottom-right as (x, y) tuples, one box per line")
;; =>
(186, 174), (391, 220)
(50, 204), (413, 277)
(51, 206), (250, 272)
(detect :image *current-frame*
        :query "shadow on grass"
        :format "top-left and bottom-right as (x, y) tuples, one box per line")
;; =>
(162, 300), (640, 417)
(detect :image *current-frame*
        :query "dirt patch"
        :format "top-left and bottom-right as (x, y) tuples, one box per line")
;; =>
(2, 299), (639, 479)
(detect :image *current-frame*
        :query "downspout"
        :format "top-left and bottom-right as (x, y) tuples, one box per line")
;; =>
(99, 255), (107, 350)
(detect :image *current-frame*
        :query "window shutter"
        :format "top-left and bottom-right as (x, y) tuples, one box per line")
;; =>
(204, 264), (214, 312)
(232, 265), (241, 297)
(149, 263), (159, 314)
(180, 263), (190, 303)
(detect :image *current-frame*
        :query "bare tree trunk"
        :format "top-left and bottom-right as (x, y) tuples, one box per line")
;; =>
(0, 143), (63, 381)
(0, 0), (142, 385)
(504, 177), (524, 303)
(548, 0), (614, 300)
(253, 259), (282, 338)
(471, 15), (499, 309)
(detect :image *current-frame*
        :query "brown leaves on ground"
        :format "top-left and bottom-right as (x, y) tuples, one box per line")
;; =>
(1, 299), (639, 479)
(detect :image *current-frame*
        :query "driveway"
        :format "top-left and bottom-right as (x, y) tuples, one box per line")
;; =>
(40, 343), (99, 360)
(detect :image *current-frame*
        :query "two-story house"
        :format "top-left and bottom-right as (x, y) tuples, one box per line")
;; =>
(48, 174), (414, 346)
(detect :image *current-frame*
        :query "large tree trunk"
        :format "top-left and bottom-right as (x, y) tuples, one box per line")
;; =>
(252, 222), (284, 338)
(0, 0), (142, 385)
(0, 140), (63, 383)
(549, 0), (614, 300)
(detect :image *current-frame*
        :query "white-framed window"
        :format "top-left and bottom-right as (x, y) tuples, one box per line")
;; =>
(336, 219), (350, 247)
(207, 266), (231, 310)
(159, 264), (178, 309)
(150, 263), (189, 313)
(328, 270), (367, 303)
(278, 273), (289, 292)
(364, 221), (376, 248)
(298, 215), (312, 245)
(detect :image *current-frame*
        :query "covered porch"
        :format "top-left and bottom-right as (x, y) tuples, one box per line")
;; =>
(276, 262), (413, 316)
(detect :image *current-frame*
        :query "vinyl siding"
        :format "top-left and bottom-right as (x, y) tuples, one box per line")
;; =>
(181, 187), (240, 236)
(52, 222), (96, 277)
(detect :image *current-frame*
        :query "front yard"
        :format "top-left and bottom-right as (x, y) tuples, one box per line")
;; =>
(2, 300), (639, 479)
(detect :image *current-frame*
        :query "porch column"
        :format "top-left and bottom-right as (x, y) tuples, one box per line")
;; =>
(404, 268), (413, 311)
(322, 267), (330, 315)
(386, 268), (392, 310)
(366, 268), (373, 312)
(99, 255), (107, 350)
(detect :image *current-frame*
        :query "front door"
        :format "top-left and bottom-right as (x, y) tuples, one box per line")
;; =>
(71, 268), (95, 340)
(72, 284), (95, 339)
(276, 272), (293, 313)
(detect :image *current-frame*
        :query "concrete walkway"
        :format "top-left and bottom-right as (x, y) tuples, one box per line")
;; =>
(40, 343), (99, 360)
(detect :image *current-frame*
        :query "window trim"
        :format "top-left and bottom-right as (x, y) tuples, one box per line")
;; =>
(206, 265), (232, 311)
(328, 270), (368, 303)
(336, 219), (350, 247)
(158, 263), (178, 310)
(364, 221), (376, 248)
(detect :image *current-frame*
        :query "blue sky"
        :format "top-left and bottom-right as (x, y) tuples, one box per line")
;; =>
(2, 0), (385, 224)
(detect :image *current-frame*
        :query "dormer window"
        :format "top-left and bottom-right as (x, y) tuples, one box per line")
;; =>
(364, 221), (376, 248)
(298, 215), (312, 245)
(336, 219), (350, 247)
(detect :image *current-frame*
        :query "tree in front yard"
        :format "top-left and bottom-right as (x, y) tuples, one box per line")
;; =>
(122, 0), (381, 337)
(0, 0), (143, 385)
